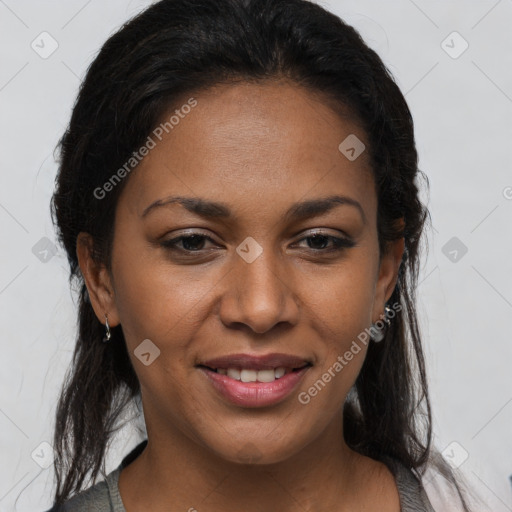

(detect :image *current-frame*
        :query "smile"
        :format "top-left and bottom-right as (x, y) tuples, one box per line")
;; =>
(204, 362), (313, 381)
(197, 364), (312, 408)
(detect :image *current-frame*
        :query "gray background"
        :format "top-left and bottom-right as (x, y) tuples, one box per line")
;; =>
(0, 0), (511, 510)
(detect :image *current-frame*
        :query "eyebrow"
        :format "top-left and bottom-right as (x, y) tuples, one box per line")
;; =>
(141, 194), (366, 224)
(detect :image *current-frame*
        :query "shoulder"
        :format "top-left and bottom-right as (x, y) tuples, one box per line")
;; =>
(44, 468), (123, 512)
(44, 441), (147, 512)
(381, 455), (436, 512)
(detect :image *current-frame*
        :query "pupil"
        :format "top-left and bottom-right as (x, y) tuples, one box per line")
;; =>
(308, 234), (328, 249)
(183, 235), (205, 251)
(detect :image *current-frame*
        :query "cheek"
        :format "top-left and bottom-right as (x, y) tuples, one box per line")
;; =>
(301, 253), (377, 391)
(111, 240), (212, 348)
(310, 255), (378, 334)
(111, 251), (205, 416)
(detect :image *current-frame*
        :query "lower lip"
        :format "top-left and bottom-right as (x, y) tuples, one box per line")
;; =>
(198, 366), (311, 408)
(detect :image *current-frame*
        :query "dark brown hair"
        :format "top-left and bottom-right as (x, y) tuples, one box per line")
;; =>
(51, 0), (473, 508)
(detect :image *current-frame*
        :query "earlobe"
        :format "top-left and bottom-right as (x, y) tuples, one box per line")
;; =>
(384, 236), (405, 301)
(76, 232), (120, 327)
(373, 235), (405, 319)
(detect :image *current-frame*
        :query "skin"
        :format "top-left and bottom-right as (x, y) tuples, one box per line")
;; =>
(78, 79), (405, 511)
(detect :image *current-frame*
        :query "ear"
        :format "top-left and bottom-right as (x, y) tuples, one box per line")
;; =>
(372, 222), (405, 322)
(76, 232), (120, 327)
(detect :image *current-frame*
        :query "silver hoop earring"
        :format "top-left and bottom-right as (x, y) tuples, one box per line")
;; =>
(369, 323), (385, 342)
(383, 304), (393, 327)
(102, 315), (111, 343)
(370, 304), (393, 343)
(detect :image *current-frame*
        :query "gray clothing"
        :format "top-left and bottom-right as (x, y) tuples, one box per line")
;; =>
(47, 441), (435, 511)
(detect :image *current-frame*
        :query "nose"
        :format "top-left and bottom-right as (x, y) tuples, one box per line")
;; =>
(218, 249), (300, 334)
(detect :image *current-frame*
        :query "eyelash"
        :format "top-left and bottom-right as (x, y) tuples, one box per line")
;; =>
(160, 231), (355, 255)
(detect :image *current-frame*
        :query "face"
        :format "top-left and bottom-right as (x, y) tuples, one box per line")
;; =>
(80, 80), (403, 465)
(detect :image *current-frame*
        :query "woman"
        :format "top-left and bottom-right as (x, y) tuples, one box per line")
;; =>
(47, 0), (474, 510)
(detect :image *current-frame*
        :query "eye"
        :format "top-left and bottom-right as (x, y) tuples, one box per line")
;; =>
(294, 232), (355, 253)
(160, 231), (355, 256)
(160, 233), (217, 252)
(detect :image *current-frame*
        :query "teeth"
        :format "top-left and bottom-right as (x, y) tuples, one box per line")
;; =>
(274, 367), (285, 379)
(227, 368), (241, 380)
(240, 369), (257, 382)
(254, 369), (275, 382)
(218, 366), (290, 382)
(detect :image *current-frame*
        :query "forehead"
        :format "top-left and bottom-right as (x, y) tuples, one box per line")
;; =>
(119, 80), (375, 222)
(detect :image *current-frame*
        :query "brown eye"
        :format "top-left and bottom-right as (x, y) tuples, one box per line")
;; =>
(296, 232), (355, 253)
(305, 234), (330, 250)
(161, 234), (216, 252)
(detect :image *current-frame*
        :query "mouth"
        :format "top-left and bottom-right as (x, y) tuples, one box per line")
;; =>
(197, 363), (312, 383)
(197, 363), (313, 408)
(195, 353), (313, 408)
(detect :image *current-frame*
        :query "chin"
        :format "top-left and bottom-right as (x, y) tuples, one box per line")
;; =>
(207, 434), (304, 466)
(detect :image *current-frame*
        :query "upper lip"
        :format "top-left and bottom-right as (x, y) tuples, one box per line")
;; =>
(198, 353), (312, 370)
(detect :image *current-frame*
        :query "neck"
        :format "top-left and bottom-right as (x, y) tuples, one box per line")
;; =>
(119, 408), (372, 512)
